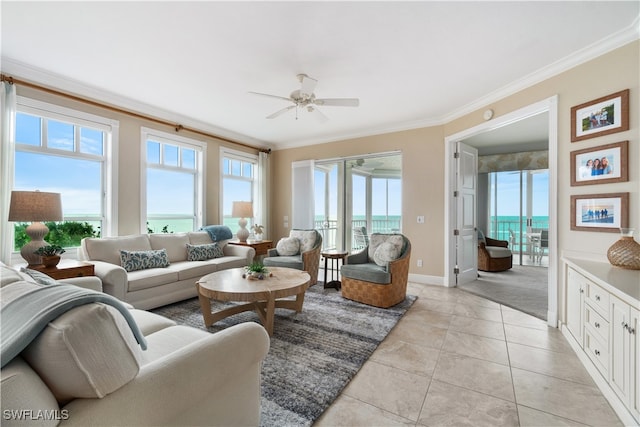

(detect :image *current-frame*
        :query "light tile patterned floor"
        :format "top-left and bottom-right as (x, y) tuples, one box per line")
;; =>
(314, 281), (622, 427)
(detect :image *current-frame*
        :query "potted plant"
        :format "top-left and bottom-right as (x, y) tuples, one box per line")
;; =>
(252, 224), (264, 241)
(243, 261), (270, 280)
(34, 244), (66, 268)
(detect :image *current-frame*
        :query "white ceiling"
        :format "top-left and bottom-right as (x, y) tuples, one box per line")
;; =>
(2, 2), (639, 151)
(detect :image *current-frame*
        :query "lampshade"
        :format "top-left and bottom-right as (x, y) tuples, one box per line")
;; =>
(232, 201), (254, 219)
(8, 191), (63, 222)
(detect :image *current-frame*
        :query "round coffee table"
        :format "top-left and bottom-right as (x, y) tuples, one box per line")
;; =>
(196, 267), (311, 335)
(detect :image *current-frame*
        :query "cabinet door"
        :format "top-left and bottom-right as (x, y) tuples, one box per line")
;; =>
(566, 267), (584, 344)
(631, 306), (639, 421)
(610, 295), (629, 403)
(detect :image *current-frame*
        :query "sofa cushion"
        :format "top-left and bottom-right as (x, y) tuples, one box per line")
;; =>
(129, 309), (177, 336)
(486, 246), (512, 259)
(262, 255), (303, 270)
(0, 263), (34, 288)
(22, 303), (142, 402)
(276, 237), (300, 256)
(341, 262), (391, 284)
(373, 242), (402, 267)
(84, 235), (152, 265)
(289, 229), (317, 253)
(368, 234), (404, 263)
(20, 268), (58, 286)
(186, 242), (224, 261)
(120, 249), (170, 272)
(126, 268), (180, 292)
(149, 233), (189, 262)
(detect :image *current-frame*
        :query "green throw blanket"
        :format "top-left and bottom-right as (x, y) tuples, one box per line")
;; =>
(1, 281), (147, 368)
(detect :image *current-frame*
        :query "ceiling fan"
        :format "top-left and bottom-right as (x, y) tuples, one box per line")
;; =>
(249, 74), (359, 121)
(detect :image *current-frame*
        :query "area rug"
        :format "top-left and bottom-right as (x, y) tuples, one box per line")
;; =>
(457, 265), (547, 320)
(151, 284), (416, 427)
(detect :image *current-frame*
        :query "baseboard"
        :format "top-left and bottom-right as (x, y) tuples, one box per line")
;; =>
(408, 273), (445, 286)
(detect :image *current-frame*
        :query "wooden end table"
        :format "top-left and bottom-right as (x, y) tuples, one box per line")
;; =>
(29, 260), (95, 280)
(196, 266), (310, 336)
(321, 249), (348, 290)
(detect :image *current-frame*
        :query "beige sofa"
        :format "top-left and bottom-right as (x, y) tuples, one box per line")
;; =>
(79, 231), (255, 309)
(0, 263), (270, 426)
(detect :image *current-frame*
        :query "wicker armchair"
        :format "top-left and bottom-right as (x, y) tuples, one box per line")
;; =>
(263, 229), (322, 286)
(478, 231), (512, 272)
(340, 233), (411, 308)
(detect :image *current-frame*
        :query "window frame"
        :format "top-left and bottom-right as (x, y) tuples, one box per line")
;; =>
(140, 127), (206, 233)
(220, 147), (258, 235)
(13, 96), (118, 242)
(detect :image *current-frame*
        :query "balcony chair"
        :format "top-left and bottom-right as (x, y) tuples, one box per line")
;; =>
(534, 229), (549, 264)
(478, 230), (513, 272)
(340, 233), (411, 308)
(352, 226), (369, 251)
(263, 229), (322, 286)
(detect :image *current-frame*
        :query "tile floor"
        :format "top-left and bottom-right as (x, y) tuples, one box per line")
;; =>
(314, 281), (623, 427)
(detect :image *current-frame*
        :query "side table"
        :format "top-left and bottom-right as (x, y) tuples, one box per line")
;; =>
(321, 250), (348, 290)
(30, 260), (95, 280)
(228, 240), (274, 259)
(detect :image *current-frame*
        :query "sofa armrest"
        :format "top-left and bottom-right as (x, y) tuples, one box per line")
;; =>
(88, 260), (128, 301)
(59, 276), (103, 292)
(61, 322), (270, 427)
(223, 244), (255, 264)
(346, 249), (368, 264)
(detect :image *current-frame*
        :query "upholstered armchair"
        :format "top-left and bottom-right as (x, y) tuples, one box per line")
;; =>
(340, 233), (411, 308)
(263, 229), (322, 286)
(478, 230), (513, 272)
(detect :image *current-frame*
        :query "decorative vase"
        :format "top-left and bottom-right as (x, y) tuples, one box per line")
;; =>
(41, 255), (61, 268)
(607, 228), (640, 270)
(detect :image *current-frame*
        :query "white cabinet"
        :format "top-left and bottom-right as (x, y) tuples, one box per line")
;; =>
(563, 258), (640, 426)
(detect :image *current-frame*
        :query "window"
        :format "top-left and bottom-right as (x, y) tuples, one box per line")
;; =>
(12, 97), (118, 250)
(221, 148), (258, 235)
(142, 128), (205, 233)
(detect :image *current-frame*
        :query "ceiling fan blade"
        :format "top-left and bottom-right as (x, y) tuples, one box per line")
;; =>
(266, 105), (296, 119)
(314, 98), (359, 107)
(299, 75), (317, 98)
(307, 106), (328, 123)
(248, 91), (292, 102)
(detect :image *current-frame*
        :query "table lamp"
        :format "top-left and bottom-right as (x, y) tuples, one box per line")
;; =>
(232, 201), (253, 243)
(8, 190), (63, 267)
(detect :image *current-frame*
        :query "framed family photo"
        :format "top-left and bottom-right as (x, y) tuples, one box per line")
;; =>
(571, 89), (629, 142)
(570, 141), (628, 186)
(570, 192), (628, 232)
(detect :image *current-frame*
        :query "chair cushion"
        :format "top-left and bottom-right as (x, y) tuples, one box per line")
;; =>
(368, 234), (404, 263)
(485, 246), (512, 259)
(186, 243), (224, 261)
(290, 229), (317, 253)
(120, 249), (170, 272)
(263, 255), (303, 270)
(341, 262), (391, 284)
(22, 303), (142, 402)
(373, 242), (401, 267)
(276, 237), (300, 256)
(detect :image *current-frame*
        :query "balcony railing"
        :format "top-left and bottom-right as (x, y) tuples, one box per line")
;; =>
(488, 218), (548, 254)
(315, 218), (401, 251)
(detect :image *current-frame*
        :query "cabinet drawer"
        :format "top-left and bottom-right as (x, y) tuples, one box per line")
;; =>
(585, 281), (609, 317)
(584, 328), (609, 378)
(584, 304), (609, 343)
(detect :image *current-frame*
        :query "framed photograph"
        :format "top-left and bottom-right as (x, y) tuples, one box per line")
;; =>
(570, 141), (628, 186)
(571, 89), (629, 142)
(570, 192), (628, 232)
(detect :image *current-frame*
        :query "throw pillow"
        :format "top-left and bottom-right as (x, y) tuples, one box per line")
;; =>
(186, 243), (224, 261)
(289, 229), (317, 253)
(120, 249), (170, 272)
(368, 234), (404, 263)
(276, 237), (300, 256)
(373, 242), (402, 267)
(21, 268), (58, 286)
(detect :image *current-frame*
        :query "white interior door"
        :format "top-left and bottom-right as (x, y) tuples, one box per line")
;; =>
(455, 141), (478, 285)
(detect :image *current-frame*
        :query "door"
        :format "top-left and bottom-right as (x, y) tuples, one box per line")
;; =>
(455, 142), (478, 284)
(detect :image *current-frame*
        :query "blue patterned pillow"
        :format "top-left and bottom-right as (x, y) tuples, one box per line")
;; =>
(120, 249), (170, 272)
(186, 243), (224, 261)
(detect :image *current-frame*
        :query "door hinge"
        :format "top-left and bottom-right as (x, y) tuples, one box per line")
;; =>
(453, 229), (460, 236)
(453, 190), (459, 197)
(454, 152), (460, 159)
(454, 267), (460, 275)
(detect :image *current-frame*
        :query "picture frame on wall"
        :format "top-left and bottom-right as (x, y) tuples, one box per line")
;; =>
(570, 141), (628, 186)
(570, 89), (629, 142)
(570, 192), (628, 232)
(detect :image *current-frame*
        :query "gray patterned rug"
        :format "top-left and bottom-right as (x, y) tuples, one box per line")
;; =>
(151, 284), (416, 427)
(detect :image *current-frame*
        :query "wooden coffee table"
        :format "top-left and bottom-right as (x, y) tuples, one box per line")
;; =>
(196, 267), (311, 336)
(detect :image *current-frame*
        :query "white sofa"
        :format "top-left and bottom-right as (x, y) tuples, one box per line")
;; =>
(79, 231), (255, 309)
(0, 263), (270, 426)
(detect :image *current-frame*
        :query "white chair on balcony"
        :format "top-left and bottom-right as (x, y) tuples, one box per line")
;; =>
(353, 226), (369, 251)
